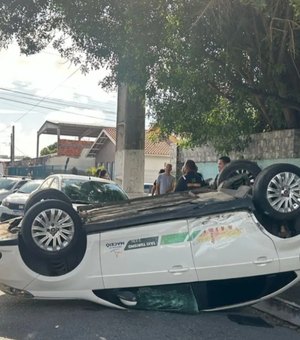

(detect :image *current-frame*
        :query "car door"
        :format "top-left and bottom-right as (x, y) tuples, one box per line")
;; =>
(188, 211), (280, 281)
(100, 219), (198, 289)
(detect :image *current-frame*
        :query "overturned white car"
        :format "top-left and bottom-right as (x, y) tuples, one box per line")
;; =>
(0, 161), (300, 313)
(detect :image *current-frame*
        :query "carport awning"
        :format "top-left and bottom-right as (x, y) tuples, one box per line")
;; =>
(37, 120), (104, 139)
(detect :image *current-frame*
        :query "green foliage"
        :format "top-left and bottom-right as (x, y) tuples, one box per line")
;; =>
(148, 0), (300, 152)
(40, 142), (57, 156)
(291, 0), (300, 17)
(1, 0), (300, 153)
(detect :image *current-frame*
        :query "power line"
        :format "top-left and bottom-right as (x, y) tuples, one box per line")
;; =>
(0, 66), (116, 156)
(0, 86), (116, 112)
(0, 96), (116, 120)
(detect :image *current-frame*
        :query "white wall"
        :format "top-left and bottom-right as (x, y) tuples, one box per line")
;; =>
(96, 141), (116, 164)
(46, 149), (95, 172)
(144, 155), (173, 183)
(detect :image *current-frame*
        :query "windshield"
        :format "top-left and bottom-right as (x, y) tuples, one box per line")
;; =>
(17, 181), (42, 194)
(0, 178), (18, 190)
(61, 178), (128, 204)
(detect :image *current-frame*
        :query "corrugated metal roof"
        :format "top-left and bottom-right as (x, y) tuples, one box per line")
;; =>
(37, 120), (106, 138)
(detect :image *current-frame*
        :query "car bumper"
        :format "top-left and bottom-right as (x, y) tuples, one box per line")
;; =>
(0, 244), (38, 290)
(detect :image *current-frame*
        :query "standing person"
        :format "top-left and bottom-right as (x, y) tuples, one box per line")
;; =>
(217, 156), (231, 174)
(213, 156), (231, 188)
(151, 169), (165, 196)
(175, 160), (205, 192)
(156, 164), (175, 195)
(96, 168), (110, 180)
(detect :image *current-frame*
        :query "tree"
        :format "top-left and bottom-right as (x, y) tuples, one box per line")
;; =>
(148, 0), (300, 152)
(0, 0), (176, 92)
(1, 1), (300, 154)
(40, 142), (57, 156)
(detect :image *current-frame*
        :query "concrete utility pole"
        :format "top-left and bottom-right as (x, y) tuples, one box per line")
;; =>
(10, 125), (15, 163)
(115, 84), (145, 197)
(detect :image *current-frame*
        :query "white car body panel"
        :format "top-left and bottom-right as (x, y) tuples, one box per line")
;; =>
(264, 232), (300, 272)
(189, 211), (280, 280)
(1, 167), (300, 313)
(0, 245), (39, 289)
(100, 219), (198, 288)
(24, 235), (104, 293)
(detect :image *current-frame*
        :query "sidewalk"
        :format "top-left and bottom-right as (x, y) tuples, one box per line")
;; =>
(253, 282), (300, 327)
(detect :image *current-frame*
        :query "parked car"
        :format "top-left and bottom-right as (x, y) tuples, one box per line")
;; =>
(0, 176), (31, 204)
(0, 162), (300, 313)
(144, 183), (153, 195)
(28, 174), (129, 208)
(0, 179), (43, 221)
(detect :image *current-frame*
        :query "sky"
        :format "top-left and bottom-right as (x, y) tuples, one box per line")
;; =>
(0, 43), (118, 158)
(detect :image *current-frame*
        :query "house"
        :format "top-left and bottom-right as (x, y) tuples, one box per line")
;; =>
(86, 127), (174, 182)
(8, 121), (174, 181)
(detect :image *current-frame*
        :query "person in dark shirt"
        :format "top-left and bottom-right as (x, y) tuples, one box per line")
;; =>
(96, 168), (110, 180)
(151, 168), (165, 196)
(175, 159), (205, 192)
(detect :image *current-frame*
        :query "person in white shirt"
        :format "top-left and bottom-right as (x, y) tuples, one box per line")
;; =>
(156, 164), (175, 195)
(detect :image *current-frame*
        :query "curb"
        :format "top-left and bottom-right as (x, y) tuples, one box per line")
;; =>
(253, 297), (300, 327)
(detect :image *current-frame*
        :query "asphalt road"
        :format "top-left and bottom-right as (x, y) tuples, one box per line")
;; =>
(0, 291), (299, 340)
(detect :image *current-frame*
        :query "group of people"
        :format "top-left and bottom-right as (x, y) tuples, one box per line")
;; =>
(95, 156), (231, 194)
(151, 156), (231, 195)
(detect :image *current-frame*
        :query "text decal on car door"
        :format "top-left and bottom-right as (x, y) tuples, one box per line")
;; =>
(125, 237), (159, 250)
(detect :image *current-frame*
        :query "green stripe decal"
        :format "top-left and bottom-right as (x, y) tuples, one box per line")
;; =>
(187, 230), (201, 241)
(161, 232), (188, 245)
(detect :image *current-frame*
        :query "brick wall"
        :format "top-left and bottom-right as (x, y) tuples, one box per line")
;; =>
(58, 139), (93, 158)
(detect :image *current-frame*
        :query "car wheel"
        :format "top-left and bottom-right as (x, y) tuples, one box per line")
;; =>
(217, 160), (262, 189)
(253, 163), (300, 220)
(21, 199), (85, 259)
(24, 188), (72, 213)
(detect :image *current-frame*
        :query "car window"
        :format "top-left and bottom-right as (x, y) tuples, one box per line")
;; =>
(14, 180), (29, 190)
(62, 178), (128, 203)
(17, 181), (43, 193)
(0, 178), (18, 190)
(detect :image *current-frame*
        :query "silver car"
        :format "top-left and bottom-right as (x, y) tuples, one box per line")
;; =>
(34, 174), (129, 205)
(0, 179), (43, 221)
(0, 177), (31, 204)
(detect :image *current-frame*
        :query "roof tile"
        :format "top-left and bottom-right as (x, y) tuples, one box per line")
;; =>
(102, 128), (172, 156)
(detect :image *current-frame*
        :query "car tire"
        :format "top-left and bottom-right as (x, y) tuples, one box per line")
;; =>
(21, 199), (85, 259)
(217, 160), (262, 189)
(24, 188), (72, 213)
(253, 163), (300, 221)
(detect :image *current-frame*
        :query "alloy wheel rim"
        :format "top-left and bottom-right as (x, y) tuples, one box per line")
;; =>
(233, 169), (255, 184)
(266, 172), (300, 213)
(31, 208), (75, 252)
